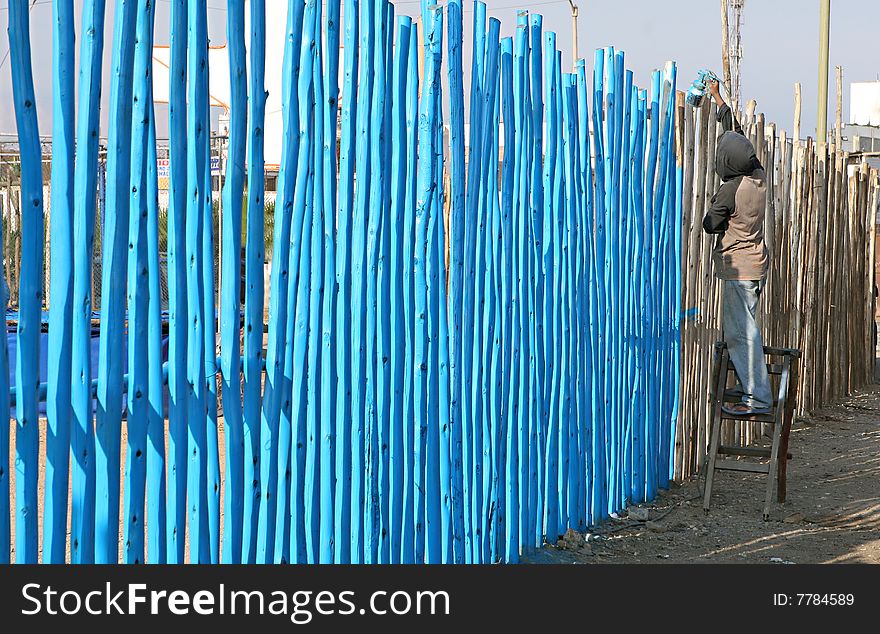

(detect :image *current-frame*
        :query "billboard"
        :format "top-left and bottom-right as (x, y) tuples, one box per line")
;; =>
(157, 157), (222, 191)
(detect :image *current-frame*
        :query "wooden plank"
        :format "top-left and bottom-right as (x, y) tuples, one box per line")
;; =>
(714, 459), (770, 474)
(717, 445), (791, 459)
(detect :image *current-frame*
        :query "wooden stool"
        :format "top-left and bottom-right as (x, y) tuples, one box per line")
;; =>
(702, 342), (801, 520)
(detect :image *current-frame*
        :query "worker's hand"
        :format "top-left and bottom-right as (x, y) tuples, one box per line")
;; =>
(707, 78), (721, 96)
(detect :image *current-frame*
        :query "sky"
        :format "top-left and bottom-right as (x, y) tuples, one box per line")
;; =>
(0, 0), (878, 141)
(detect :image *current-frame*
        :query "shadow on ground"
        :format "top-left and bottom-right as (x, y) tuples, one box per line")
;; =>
(525, 386), (880, 564)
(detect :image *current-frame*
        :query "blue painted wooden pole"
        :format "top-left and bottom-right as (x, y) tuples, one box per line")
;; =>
(562, 72), (579, 532)
(619, 77), (635, 505)
(600, 47), (616, 516)
(69, 0), (107, 565)
(436, 202), (455, 565)
(570, 69), (584, 531)
(629, 88), (647, 504)
(304, 0), (324, 564)
(373, 0), (394, 565)
(611, 52), (628, 511)
(618, 70), (634, 509)
(575, 59), (593, 528)
(305, 0), (326, 564)
(422, 6), (445, 564)
(204, 114), (220, 564)
(551, 57), (569, 537)
(412, 8), (442, 563)
(552, 52), (567, 539)
(445, 0), (466, 565)
(123, 0), (155, 564)
(96, 0), (137, 565)
(506, 21), (526, 563)
(164, 0), (189, 565)
(0, 144), (8, 560)
(334, 0), (358, 565)
(0, 198), (7, 561)
(320, 0), (341, 566)
(388, 15), (412, 565)
(471, 16), (500, 564)
(655, 63), (677, 489)
(257, 0), (303, 564)
(146, 112), (166, 564)
(186, 0), (210, 564)
(539, 38), (557, 543)
(43, 0), (75, 565)
(572, 59), (587, 526)
(482, 36), (503, 563)
(527, 14), (544, 549)
(7, 0), (46, 564)
(503, 8), (525, 555)
(667, 64), (680, 489)
(590, 47), (607, 522)
(364, 0), (387, 564)
(499, 31), (515, 563)
(642, 69), (660, 500)
(220, 0), (247, 565)
(349, 0), (375, 564)
(242, 0), (266, 565)
(542, 32), (559, 543)
(273, 12), (299, 563)
(460, 1), (486, 563)
(399, 27), (418, 564)
(284, 0), (316, 564)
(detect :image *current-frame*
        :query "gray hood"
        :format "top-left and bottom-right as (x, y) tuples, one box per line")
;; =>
(715, 131), (762, 181)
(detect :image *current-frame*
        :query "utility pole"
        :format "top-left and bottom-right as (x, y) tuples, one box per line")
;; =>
(835, 65), (842, 148)
(817, 0), (831, 141)
(720, 0), (731, 102)
(721, 0), (744, 117)
(568, 0), (579, 69)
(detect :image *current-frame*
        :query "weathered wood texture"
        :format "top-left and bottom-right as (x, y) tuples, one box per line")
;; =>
(676, 99), (879, 480)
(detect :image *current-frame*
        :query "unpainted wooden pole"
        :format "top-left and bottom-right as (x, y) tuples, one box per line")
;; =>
(835, 66), (843, 148)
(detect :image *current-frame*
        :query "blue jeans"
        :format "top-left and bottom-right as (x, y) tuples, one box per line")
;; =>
(723, 279), (773, 410)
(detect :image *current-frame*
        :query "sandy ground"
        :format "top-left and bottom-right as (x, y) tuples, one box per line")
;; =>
(527, 386), (880, 564)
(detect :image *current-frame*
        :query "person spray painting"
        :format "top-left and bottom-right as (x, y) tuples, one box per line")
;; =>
(702, 79), (773, 415)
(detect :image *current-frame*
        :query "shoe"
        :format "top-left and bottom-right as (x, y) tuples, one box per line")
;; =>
(721, 402), (771, 416)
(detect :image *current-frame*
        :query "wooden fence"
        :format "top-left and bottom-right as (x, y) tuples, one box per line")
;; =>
(1, 0), (877, 564)
(675, 97), (880, 481)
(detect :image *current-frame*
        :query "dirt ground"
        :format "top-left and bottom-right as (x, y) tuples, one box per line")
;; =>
(527, 386), (880, 564)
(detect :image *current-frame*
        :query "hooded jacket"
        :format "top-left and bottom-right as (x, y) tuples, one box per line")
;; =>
(702, 104), (769, 280)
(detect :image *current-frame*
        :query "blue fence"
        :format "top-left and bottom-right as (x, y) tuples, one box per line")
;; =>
(2, 0), (680, 563)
